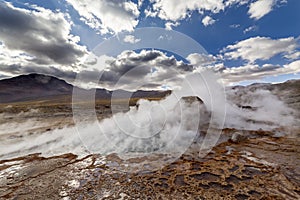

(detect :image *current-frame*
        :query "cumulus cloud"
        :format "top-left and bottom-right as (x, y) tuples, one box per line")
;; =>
(0, 40), (76, 81)
(147, 0), (258, 23)
(225, 0), (250, 6)
(216, 60), (300, 84)
(202, 16), (216, 26)
(248, 0), (275, 20)
(165, 21), (180, 30)
(80, 49), (195, 90)
(0, 2), (87, 66)
(285, 51), (300, 60)
(223, 36), (300, 63)
(149, 0), (225, 21)
(65, 0), (140, 34)
(83, 43), (299, 88)
(186, 53), (217, 66)
(123, 35), (141, 44)
(97, 49), (300, 88)
(186, 51), (300, 85)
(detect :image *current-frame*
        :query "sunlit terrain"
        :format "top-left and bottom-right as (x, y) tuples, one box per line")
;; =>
(1, 0), (300, 199)
(0, 74), (299, 199)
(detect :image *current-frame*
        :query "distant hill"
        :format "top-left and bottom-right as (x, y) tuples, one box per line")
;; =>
(0, 74), (170, 103)
(1, 73), (299, 111)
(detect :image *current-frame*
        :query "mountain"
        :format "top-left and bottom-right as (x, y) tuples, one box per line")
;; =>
(1, 73), (299, 109)
(0, 74), (170, 103)
(0, 74), (74, 103)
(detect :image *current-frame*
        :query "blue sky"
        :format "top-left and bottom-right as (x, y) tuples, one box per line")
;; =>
(0, 0), (300, 87)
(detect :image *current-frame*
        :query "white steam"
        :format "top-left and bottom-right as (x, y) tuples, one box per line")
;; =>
(74, 72), (226, 159)
(225, 88), (295, 130)
(0, 72), (297, 161)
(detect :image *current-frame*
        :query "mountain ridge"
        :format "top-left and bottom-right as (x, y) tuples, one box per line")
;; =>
(1, 73), (299, 108)
(0, 73), (171, 103)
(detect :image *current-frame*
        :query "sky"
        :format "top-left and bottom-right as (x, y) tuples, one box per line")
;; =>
(0, 0), (299, 89)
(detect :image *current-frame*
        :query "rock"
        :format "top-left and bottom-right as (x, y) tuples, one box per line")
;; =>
(181, 96), (203, 104)
(230, 132), (247, 143)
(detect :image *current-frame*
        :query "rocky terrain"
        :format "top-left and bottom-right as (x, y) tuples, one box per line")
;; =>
(0, 133), (299, 199)
(0, 74), (299, 199)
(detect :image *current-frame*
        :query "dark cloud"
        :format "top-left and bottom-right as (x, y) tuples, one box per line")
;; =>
(74, 49), (194, 90)
(109, 50), (193, 76)
(127, 51), (161, 62)
(0, 2), (86, 66)
(0, 63), (76, 82)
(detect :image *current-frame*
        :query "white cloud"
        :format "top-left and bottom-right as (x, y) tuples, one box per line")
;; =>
(230, 24), (240, 28)
(150, 0), (225, 21)
(148, 0), (256, 22)
(285, 51), (300, 60)
(138, 0), (144, 8)
(185, 49), (300, 85)
(148, 0), (283, 23)
(243, 25), (257, 34)
(144, 8), (158, 18)
(284, 60), (300, 72)
(212, 60), (300, 84)
(187, 53), (300, 85)
(65, 0), (140, 34)
(202, 16), (216, 26)
(165, 21), (180, 30)
(248, 0), (275, 20)
(223, 36), (300, 63)
(186, 53), (217, 66)
(225, 0), (250, 7)
(123, 35), (141, 44)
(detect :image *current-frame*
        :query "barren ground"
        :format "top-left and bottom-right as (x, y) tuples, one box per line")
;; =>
(0, 101), (299, 199)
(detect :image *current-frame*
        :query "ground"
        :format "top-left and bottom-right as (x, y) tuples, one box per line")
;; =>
(0, 98), (299, 199)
